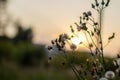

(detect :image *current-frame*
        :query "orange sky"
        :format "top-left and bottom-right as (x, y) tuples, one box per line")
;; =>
(7, 0), (120, 57)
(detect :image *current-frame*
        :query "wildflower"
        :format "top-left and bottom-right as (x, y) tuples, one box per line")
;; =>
(91, 31), (94, 36)
(91, 3), (95, 8)
(83, 12), (88, 17)
(70, 25), (74, 33)
(77, 26), (82, 31)
(99, 77), (108, 80)
(55, 39), (58, 43)
(108, 33), (115, 41)
(74, 22), (82, 31)
(89, 43), (93, 48)
(60, 33), (68, 42)
(56, 43), (61, 51)
(94, 22), (98, 25)
(87, 11), (92, 16)
(70, 44), (77, 50)
(117, 58), (120, 66)
(97, 30), (100, 35)
(48, 46), (52, 50)
(52, 45), (59, 52)
(79, 17), (82, 24)
(51, 40), (54, 44)
(105, 71), (115, 79)
(101, 0), (105, 5)
(94, 28), (97, 32)
(81, 23), (87, 31)
(63, 33), (68, 39)
(95, 0), (99, 7)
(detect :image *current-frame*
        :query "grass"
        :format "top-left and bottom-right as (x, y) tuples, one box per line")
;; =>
(0, 52), (119, 80)
(0, 61), (75, 80)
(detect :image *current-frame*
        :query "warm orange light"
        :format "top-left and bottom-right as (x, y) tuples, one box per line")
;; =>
(71, 37), (80, 45)
(71, 32), (87, 46)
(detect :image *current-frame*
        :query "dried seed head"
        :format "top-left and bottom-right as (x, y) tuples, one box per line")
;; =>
(51, 40), (54, 44)
(70, 44), (77, 50)
(74, 22), (82, 31)
(89, 43), (93, 48)
(70, 25), (74, 33)
(92, 3), (95, 8)
(87, 11), (92, 16)
(95, 0), (99, 7)
(117, 54), (120, 58)
(77, 26), (82, 31)
(105, 71), (115, 79)
(48, 46), (53, 50)
(91, 31), (94, 36)
(83, 12), (88, 17)
(101, 0), (105, 5)
(55, 39), (58, 43)
(59, 33), (69, 42)
(94, 22), (98, 25)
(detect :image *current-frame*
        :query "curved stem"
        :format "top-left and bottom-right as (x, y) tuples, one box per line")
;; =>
(84, 31), (95, 58)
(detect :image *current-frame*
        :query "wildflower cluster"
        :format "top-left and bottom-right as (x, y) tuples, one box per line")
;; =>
(48, 33), (69, 52)
(47, 0), (120, 80)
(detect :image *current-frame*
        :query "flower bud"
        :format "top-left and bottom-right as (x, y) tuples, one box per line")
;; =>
(70, 44), (77, 50)
(87, 11), (92, 16)
(91, 4), (95, 8)
(101, 0), (105, 5)
(106, 0), (110, 7)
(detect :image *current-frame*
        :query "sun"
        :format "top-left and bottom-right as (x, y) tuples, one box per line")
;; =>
(71, 37), (81, 45)
(71, 33), (87, 45)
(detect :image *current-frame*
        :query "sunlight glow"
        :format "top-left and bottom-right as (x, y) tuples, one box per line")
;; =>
(78, 33), (87, 43)
(71, 32), (87, 46)
(71, 37), (80, 45)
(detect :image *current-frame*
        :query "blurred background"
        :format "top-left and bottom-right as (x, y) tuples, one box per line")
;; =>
(0, 0), (120, 80)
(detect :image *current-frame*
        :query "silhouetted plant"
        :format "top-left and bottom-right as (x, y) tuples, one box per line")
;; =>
(13, 23), (33, 43)
(48, 0), (120, 80)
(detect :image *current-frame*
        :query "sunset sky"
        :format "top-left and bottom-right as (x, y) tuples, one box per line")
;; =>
(7, 0), (120, 57)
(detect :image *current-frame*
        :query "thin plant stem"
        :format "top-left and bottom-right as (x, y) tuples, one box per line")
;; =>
(71, 64), (81, 80)
(84, 31), (96, 59)
(99, 8), (106, 70)
(87, 31), (101, 54)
